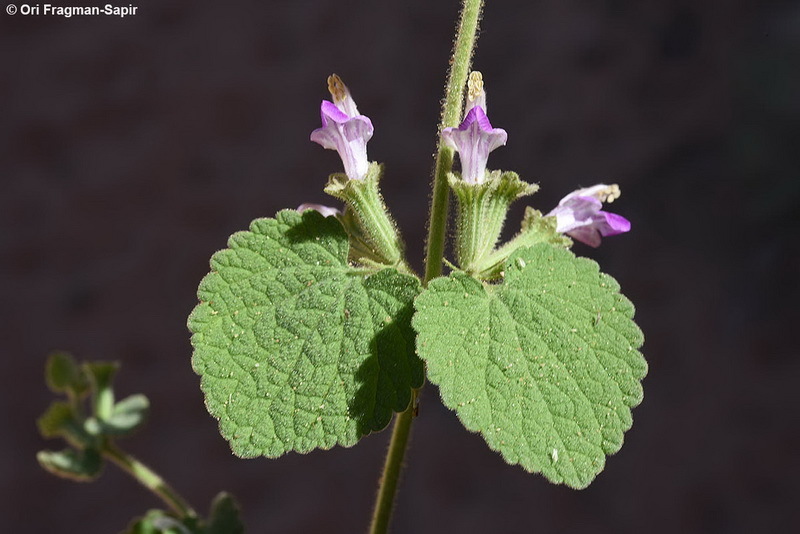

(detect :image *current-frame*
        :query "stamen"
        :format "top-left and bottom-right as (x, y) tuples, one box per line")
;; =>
(594, 184), (621, 203)
(327, 74), (348, 103)
(467, 71), (484, 104)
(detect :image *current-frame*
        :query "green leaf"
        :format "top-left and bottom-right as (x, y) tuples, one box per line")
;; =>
(205, 492), (245, 534)
(124, 510), (200, 534)
(37, 401), (74, 439)
(101, 394), (150, 436)
(37, 447), (103, 482)
(84, 361), (119, 420)
(37, 401), (94, 447)
(413, 244), (647, 488)
(188, 209), (422, 458)
(45, 351), (89, 396)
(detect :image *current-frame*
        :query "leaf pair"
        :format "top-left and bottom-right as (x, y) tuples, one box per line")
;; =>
(188, 210), (646, 487)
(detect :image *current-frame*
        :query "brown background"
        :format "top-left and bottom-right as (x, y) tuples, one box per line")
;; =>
(2, 0), (798, 532)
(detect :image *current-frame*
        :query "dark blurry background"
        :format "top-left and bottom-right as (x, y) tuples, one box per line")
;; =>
(2, 0), (799, 532)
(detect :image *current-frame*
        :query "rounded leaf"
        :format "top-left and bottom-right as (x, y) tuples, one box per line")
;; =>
(189, 210), (421, 457)
(414, 244), (646, 488)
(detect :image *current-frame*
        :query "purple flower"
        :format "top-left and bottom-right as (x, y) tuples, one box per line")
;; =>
(297, 203), (341, 218)
(441, 72), (507, 185)
(310, 74), (373, 181)
(547, 184), (631, 247)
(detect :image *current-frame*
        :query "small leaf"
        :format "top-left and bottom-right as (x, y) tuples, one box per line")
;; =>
(37, 447), (103, 482)
(124, 510), (200, 534)
(101, 394), (150, 436)
(45, 351), (89, 396)
(189, 210), (421, 458)
(84, 361), (119, 420)
(205, 492), (245, 534)
(37, 401), (74, 438)
(37, 401), (94, 447)
(413, 244), (647, 488)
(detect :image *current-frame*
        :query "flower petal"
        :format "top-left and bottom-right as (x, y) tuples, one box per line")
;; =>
(297, 203), (341, 218)
(310, 100), (374, 181)
(552, 196), (603, 232)
(547, 184), (630, 247)
(594, 211), (631, 236)
(565, 225), (603, 248)
(442, 106), (507, 184)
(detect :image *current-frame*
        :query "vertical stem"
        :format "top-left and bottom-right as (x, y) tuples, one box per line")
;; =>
(102, 441), (197, 519)
(424, 0), (484, 284)
(369, 1), (484, 533)
(369, 390), (416, 534)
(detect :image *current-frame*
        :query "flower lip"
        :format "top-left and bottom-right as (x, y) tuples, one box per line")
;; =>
(458, 106), (504, 141)
(318, 100), (352, 126)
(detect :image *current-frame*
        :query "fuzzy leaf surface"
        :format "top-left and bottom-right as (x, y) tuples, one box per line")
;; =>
(188, 210), (421, 458)
(413, 244), (646, 488)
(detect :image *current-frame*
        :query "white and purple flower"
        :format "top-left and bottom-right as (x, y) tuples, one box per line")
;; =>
(547, 184), (630, 247)
(441, 72), (508, 185)
(310, 74), (374, 181)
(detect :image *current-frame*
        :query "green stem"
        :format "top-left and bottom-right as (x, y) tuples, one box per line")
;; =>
(369, 1), (484, 533)
(369, 390), (417, 534)
(424, 0), (484, 284)
(102, 441), (197, 519)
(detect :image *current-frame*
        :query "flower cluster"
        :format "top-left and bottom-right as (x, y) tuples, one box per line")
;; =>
(305, 72), (631, 249)
(440, 71), (630, 247)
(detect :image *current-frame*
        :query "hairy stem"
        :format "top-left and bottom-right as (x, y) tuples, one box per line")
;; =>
(369, 390), (417, 534)
(424, 0), (484, 284)
(102, 441), (197, 519)
(370, 1), (484, 532)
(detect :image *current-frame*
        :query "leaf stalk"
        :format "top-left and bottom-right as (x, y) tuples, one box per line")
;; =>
(101, 441), (197, 520)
